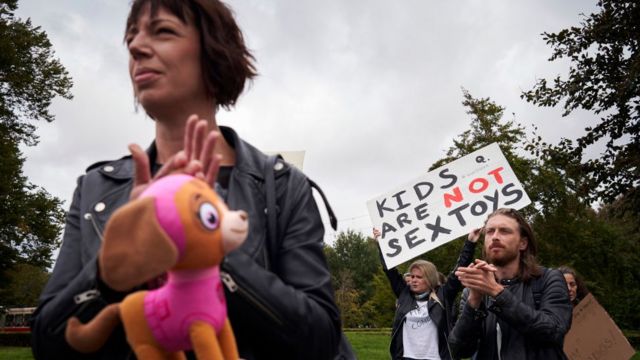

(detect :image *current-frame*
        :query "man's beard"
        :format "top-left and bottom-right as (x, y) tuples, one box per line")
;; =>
(487, 247), (520, 267)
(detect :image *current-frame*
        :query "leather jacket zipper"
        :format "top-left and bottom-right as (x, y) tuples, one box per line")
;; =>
(220, 271), (285, 328)
(52, 289), (102, 334)
(74, 289), (101, 304)
(84, 212), (105, 242)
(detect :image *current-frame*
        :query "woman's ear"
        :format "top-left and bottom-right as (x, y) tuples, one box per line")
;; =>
(100, 197), (178, 291)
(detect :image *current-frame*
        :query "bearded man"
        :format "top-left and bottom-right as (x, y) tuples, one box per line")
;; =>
(449, 208), (572, 360)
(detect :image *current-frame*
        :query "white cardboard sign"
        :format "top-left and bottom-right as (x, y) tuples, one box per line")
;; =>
(367, 143), (531, 269)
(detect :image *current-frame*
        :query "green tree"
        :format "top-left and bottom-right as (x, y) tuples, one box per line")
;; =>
(0, 263), (49, 307)
(329, 230), (379, 304)
(430, 89), (536, 205)
(434, 89), (640, 330)
(0, 0), (72, 303)
(325, 230), (388, 327)
(522, 0), (640, 215)
(333, 271), (364, 328)
(1, 0), (73, 146)
(425, 89), (537, 272)
(361, 269), (396, 328)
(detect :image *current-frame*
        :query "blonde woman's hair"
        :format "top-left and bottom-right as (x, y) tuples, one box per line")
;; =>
(408, 260), (443, 307)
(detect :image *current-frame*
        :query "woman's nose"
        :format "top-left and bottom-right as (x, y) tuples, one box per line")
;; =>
(128, 33), (152, 60)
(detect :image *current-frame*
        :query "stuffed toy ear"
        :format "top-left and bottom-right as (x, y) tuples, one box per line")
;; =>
(99, 197), (178, 292)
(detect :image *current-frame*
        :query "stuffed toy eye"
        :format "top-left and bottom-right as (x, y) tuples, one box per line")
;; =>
(198, 202), (219, 230)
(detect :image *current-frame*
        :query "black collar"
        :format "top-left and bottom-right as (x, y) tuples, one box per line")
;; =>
(499, 277), (521, 286)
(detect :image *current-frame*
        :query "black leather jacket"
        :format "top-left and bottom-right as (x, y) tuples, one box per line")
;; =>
(448, 268), (572, 360)
(386, 239), (477, 360)
(31, 126), (341, 359)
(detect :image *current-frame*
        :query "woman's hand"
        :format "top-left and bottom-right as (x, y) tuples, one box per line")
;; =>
(468, 227), (482, 243)
(128, 114), (221, 200)
(183, 114), (222, 186)
(372, 228), (381, 240)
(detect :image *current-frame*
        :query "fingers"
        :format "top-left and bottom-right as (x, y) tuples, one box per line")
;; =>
(183, 159), (204, 179)
(154, 151), (188, 180)
(128, 144), (152, 200)
(129, 144), (151, 185)
(372, 228), (381, 239)
(191, 120), (207, 162)
(183, 114), (220, 187)
(183, 115), (199, 160)
(468, 227), (482, 242)
(473, 259), (497, 272)
(200, 132), (220, 185)
(183, 114), (208, 162)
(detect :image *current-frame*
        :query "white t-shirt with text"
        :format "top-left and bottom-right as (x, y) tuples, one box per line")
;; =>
(402, 300), (441, 360)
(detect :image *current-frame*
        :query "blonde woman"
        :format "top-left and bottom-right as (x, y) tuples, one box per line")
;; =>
(373, 229), (479, 360)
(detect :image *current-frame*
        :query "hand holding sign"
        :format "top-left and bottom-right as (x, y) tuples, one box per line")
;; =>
(368, 143), (531, 268)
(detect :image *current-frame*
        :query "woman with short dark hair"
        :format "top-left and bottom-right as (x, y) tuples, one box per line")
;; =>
(31, 1), (341, 358)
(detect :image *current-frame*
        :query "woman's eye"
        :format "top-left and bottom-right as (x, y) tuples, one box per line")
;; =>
(198, 202), (219, 230)
(156, 27), (175, 35)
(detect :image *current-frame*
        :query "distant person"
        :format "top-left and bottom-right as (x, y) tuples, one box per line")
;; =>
(558, 266), (589, 307)
(373, 228), (478, 360)
(449, 208), (573, 360)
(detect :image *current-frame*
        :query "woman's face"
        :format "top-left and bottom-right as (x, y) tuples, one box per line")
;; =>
(126, 5), (207, 114)
(564, 273), (577, 302)
(409, 268), (430, 294)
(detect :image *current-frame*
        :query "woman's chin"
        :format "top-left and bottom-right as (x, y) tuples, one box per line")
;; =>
(136, 95), (168, 117)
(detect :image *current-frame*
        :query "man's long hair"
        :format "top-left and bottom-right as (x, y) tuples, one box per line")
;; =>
(483, 208), (542, 282)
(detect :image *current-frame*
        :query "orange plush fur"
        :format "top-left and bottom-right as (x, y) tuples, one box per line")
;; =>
(65, 175), (247, 360)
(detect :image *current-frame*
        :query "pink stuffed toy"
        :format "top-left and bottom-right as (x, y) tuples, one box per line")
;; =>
(65, 174), (247, 360)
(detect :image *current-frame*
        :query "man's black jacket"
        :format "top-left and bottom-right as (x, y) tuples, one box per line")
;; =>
(448, 268), (572, 360)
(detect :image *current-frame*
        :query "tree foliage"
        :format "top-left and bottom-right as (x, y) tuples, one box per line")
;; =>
(328, 88), (640, 330)
(430, 89), (640, 331)
(430, 89), (541, 216)
(522, 0), (640, 214)
(324, 230), (396, 328)
(1, 0), (73, 146)
(0, 262), (49, 307)
(325, 230), (379, 304)
(0, 0), (71, 304)
(361, 269), (396, 328)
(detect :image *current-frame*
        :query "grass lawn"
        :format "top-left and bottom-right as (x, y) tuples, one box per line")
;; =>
(0, 347), (33, 360)
(345, 329), (390, 360)
(1, 339), (639, 359)
(343, 329), (640, 360)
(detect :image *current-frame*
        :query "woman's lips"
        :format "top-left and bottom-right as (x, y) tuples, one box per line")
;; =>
(134, 70), (160, 86)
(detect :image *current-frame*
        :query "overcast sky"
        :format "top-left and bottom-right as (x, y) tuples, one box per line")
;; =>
(16, 0), (600, 248)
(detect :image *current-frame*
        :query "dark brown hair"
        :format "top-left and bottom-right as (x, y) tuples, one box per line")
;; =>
(126, 0), (257, 109)
(483, 208), (542, 282)
(557, 265), (590, 305)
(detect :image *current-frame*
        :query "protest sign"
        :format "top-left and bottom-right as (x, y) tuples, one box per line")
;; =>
(367, 143), (530, 269)
(564, 293), (635, 360)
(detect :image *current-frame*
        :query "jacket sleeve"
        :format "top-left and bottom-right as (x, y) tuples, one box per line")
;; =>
(489, 269), (572, 347)
(440, 239), (477, 304)
(448, 287), (484, 359)
(222, 175), (340, 359)
(378, 246), (405, 298)
(30, 176), (123, 359)
(30, 176), (93, 358)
